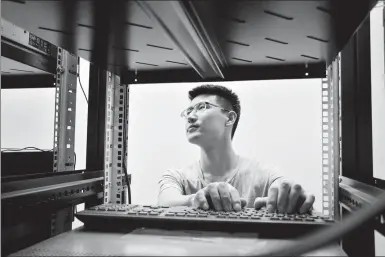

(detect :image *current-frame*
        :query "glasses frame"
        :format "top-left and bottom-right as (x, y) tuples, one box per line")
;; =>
(180, 101), (231, 118)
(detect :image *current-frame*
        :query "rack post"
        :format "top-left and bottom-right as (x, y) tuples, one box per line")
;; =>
(103, 72), (129, 204)
(321, 56), (341, 220)
(53, 48), (78, 172)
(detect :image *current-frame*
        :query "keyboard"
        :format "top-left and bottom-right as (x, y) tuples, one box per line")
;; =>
(75, 204), (335, 238)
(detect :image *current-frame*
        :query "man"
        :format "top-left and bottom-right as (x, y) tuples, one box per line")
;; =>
(158, 84), (315, 213)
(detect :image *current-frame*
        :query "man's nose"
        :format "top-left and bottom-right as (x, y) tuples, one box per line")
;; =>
(187, 113), (198, 123)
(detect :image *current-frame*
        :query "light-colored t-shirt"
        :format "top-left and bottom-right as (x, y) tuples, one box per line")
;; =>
(158, 156), (283, 208)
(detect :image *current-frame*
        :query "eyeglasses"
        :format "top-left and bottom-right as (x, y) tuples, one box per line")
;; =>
(180, 101), (231, 119)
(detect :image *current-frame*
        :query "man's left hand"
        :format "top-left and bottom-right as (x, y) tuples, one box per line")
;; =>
(254, 180), (315, 214)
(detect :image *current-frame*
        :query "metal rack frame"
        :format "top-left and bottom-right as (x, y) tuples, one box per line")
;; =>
(1, 19), (104, 256)
(53, 48), (78, 173)
(321, 57), (341, 220)
(103, 72), (129, 205)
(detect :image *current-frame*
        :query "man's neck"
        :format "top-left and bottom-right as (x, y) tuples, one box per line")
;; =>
(200, 139), (238, 177)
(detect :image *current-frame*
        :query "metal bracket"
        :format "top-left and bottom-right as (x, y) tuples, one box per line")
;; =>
(322, 57), (341, 220)
(340, 176), (385, 236)
(103, 72), (127, 204)
(53, 48), (78, 172)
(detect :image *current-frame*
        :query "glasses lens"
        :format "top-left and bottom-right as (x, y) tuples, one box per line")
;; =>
(196, 102), (207, 111)
(186, 107), (193, 115)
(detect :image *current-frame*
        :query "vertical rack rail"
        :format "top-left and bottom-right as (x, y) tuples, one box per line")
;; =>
(103, 72), (128, 204)
(321, 57), (341, 220)
(51, 48), (78, 236)
(53, 48), (78, 172)
(321, 75), (330, 217)
(332, 56), (341, 221)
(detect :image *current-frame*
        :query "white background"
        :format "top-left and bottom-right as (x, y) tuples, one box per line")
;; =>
(127, 79), (324, 211)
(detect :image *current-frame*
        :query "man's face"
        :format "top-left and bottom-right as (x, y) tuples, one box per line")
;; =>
(184, 95), (229, 145)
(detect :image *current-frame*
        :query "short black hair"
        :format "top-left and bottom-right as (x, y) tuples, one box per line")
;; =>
(188, 84), (241, 139)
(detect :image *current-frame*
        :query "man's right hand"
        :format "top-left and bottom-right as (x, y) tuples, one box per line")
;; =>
(191, 182), (247, 212)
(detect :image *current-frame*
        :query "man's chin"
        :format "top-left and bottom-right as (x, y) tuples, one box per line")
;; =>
(187, 134), (202, 144)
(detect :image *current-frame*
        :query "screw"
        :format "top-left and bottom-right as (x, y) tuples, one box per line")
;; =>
(57, 66), (65, 74)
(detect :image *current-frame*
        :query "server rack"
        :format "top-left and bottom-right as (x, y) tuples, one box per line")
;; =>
(1, 1), (384, 256)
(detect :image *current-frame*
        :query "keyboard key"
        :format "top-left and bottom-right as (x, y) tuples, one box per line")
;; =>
(270, 217), (279, 220)
(217, 215), (227, 218)
(305, 218), (315, 222)
(127, 211), (137, 215)
(139, 212), (148, 216)
(187, 214), (197, 217)
(198, 214), (208, 217)
(251, 216), (261, 220)
(149, 212), (159, 216)
(117, 209), (126, 212)
(229, 215), (238, 218)
(176, 213), (186, 217)
(165, 213), (175, 217)
(282, 217), (291, 220)
(240, 216), (250, 219)
(294, 218), (303, 221)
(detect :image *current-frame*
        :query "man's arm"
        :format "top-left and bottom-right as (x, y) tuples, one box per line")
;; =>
(158, 169), (196, 207)
(158, 188), (196, 207)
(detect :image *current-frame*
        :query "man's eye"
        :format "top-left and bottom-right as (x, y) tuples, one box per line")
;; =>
(197, 103), (206, 110)
(186, 108), (193, 114)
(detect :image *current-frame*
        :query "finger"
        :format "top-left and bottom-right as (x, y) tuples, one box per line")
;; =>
(277, 181), (291, 213)
(286, 184), (302, 214)
(299, 194), (315, 214)
(266, 187), (278, 213)
(207, 184), (222, 211)
(295, 194), (306, 212)
(194, 190), (209, 210)
(254, 197), (268, 210)
(218, 182), (232, 212)
(240, 198), (247, 209)
(228, 186), (241, 211)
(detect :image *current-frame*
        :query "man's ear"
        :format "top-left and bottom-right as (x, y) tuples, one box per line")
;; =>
(226, 111), (237, 126)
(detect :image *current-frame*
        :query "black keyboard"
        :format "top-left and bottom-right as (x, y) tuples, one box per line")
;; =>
(75, 204), (335, 238)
